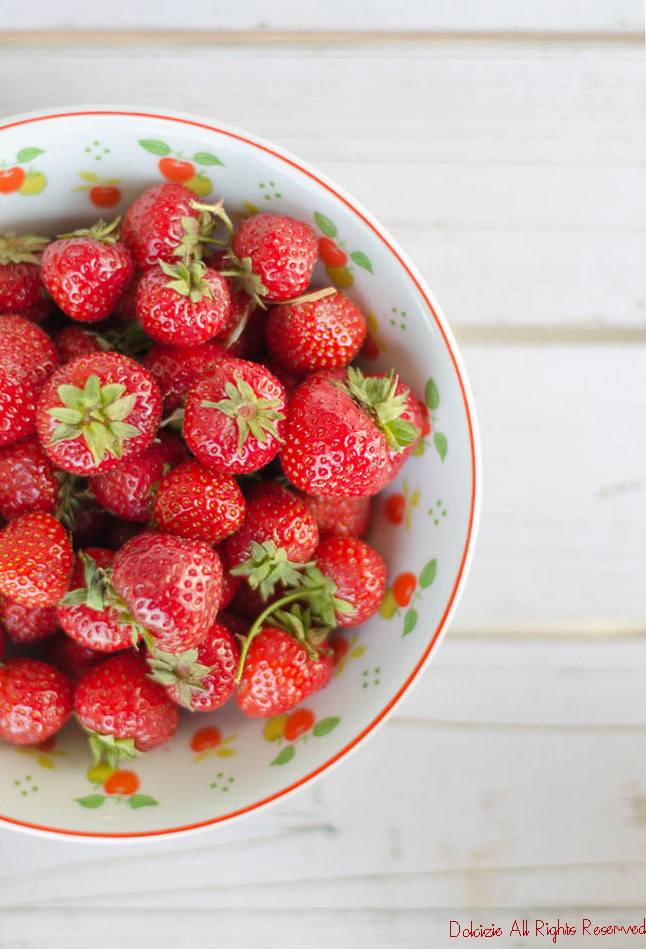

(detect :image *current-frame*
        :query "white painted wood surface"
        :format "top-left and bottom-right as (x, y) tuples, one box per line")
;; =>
(0, 7), (644, 946)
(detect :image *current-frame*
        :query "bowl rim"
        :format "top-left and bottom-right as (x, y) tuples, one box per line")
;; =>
(0, 105), (482, 841)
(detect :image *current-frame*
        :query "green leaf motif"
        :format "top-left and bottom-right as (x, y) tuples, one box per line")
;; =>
(270, 745), (296, 766)
(425, 378), (440, 411)
(434, 432), (448, 462)
(78, 171), (100, 183)
(128, 794), (158, 809)
(76, 794), (105, 809)
(139, 139), (171, 157)
(419, 559), (437, 589)
(193, 151), (224, 167)
(403, 608), (418, 636)
(313, 716), (340, 737)
(16, 147), (45, 164)
(314, 212), (337, 238)
(350, 251), (373, 274)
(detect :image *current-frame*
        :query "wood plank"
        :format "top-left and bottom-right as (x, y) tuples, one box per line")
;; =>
(0, 43), (643, 330)
(1, 0), (642, 34)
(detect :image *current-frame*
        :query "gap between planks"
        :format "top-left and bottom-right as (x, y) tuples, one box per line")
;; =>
(0, 29), (642, 48)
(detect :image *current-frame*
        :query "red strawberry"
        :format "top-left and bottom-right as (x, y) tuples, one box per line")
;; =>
(0, 314), (59, 447)
(56, 548), (139, 652)
(236, 625), (333, 717)
(225, 481), (319, 571)
(43, 633), (105, 680)
(143, 339), (225, 413)
(74, 651), (179, 763)
(215, 544), (242, 610)
(315, 537), (387, 626)
(280, 367), (420, 497)
(261, 358), (301, 399)
(0, 512), (73, 607)
(54, 325), (107, 363)
(147, 620), (239, 712)
(136, 259), (231, 345)
(221, 303), (266, 361)
(266, 288), (366, 374)
(297, 491), (371, 539)
(89, 431), (187, 523)
(36, 352), (162, 475)
(0, 233), (52, 318)
(121, 183), (202, 270)
(227, 213), (318, 303)
(375, 382), (424, 488)
(0, 658), (73, 745)
(0, 436), (61, 522)
(112, 531), (223, 652)
(153, 459), (245, 545)
(41, 219), (135, 323)
(184, 357), (286, 474)
(0, 595), (59, 644)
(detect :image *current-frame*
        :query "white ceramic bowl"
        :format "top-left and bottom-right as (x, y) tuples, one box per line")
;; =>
(0, 107), (481, 839)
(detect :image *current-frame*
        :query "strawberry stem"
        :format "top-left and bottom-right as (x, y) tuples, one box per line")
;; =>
(235, 586), (318, 684)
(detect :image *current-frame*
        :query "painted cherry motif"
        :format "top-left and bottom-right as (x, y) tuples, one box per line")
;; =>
(262, 709), (341, 766)
(73, 172), (123, 208)
(0, 148), (46, 195)
(393, 572), (417, 607)
(318, 237), (347, 268)
(190, 726), (237, 762)
(159, 157), (195, 184)
(139, 138), (224, 198)
(385, 494), (406, 525)
(0, 167), (25, 194)
(104, 769), (140, 796)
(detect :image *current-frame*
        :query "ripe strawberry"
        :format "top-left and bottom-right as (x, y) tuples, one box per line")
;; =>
(215, 544), (242, 610)
(227, 213), (318, 303)
(89, 431), (187, 523)
(56, 548), (139, 652)
(280, 366), (420, 497)
(43, 633), (105, 680)
(315, 537), (387, 626)
(0, 314), (59, 447)
(0, 233), (52, 318)
(225, 481), (319, 571)
(0, 512), (73, 607)
(147, 620), (239, 712)
(121, 183), (201, 270)
(221, 303), (266, 361)
(74, 651), (179, 763)
(41, 219), (135, 323)
(153, 459), (245, 544)
(136, 259), (231, 345)
(184, 357), (286, 474)
(143, 339), (225, 413)
(0, 595), (59, 644)
(297, 491), (371, 539)
(0, 436), (61, 521)
(261, 359), (301, 399)
(0, 658), (73, 745)
(236, 625), (333, 717)
(112, 531), (223, 652)
(375, 383), (424, 488)
(266, 288), (366, 374)
(36, 352), (162, 474)
(54, 325), (107, 363)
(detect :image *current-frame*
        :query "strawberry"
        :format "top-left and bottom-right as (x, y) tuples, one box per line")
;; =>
(41, 218), (135, 323)
(54, 325), (107, 364)
(297, 491), (371, 539)
(266, 288), (366, 374)
(215, 544), (242, 610)
(0, 595), (59, 644)
(0, 658), (73, 745)
(89, 431), (187, 523)
(121, 183), (201, 271)
(56, 548), (139, 652)
(74, 650), (179, 764)
(226, 213), (318, 304)
(235, 626), (333, 717)
(143, 339), (225, 413)
(221, 303), (266, 361)
(261, 358), (301, 399)
(0, 436), (61, 522)
(315, 537), (387, 626)
(36, 352), (162, 475)
(43, 633), (105, 680)
(374, 382), (424, 488)
(0, 512), (73, 607)
(153, 459), (245, 545)
(112, 531), (223, 652)
(280, 366), (420, 497)
(0, 314), (59, 447)
(0, 233), (52, 319)
(136, 259), (231, 345)
(147, 620), (239, 712)
(184, 357), (286, 474)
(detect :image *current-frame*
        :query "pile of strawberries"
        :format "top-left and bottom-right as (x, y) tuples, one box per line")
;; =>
(0, 183), (422, 768)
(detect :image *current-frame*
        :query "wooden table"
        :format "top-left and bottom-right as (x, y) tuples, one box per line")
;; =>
(0, 4), (644, 946)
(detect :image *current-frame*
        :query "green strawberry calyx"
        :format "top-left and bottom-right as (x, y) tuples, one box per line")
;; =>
(58, 216), (122, 246)
(83, 728), (142, 769)
(59, 551), (145, 647)
(146, 648), (212, 708)
(219, 251), (269, 309)
(339, 366), (420, 454)
(230, 539), (313, 600)
(0, 232), (50, 265)
(54, 471), (92, 532)
(174, 199), (234, 260)
(46, 374), (141, 467)
(158, 258), (216, 304)
(201, 371), (285, 454)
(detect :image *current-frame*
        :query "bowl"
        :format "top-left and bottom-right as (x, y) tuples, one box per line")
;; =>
(0, 107), (481, 839)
